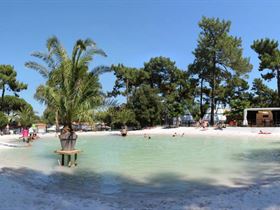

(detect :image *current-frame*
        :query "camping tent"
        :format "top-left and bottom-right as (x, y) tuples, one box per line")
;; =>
(203, 104), (228, 123)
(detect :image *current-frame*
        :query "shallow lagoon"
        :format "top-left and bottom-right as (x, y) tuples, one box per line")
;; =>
(1, 135), (280, 195)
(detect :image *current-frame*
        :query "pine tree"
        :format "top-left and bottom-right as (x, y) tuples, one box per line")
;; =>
(190, 17), (252, 125)
(251, 38), (280, 105)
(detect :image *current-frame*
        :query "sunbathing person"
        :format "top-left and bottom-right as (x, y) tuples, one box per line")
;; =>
(259, 130), (271, 134)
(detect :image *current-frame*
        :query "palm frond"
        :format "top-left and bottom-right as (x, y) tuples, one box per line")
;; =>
(30, 51), (56, 69)
(91, 65), (112, 76)
(84, 38), (96, 47)
(25, 61), (50, 78)
(47, 36), (69, 65)
(28, 36), (107, 128)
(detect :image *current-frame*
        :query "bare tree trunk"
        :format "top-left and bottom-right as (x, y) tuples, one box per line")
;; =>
(1, 84), (5, 111)
(55, 110), (59, 132)
(277, 70), (280, 106)
(210, 61), (216, 126)
(200, 78), (204, 119)
(176, 116), (180, 127)
(126, 78), (129, 104)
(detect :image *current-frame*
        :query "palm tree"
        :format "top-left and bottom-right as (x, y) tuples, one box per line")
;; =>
(16, 107), (36, 128)
(26, 36), (110, 149)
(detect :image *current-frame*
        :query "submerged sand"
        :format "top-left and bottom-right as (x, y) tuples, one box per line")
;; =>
(1, 126), (280, 210)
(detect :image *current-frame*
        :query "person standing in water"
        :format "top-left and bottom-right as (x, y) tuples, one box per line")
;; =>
(21, 128), (29, 142)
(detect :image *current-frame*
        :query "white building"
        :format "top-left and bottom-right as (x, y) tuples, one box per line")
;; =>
(243, 107), (280, 127)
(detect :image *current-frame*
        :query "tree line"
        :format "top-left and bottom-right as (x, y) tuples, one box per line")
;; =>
(1, 16), (280, 130)
(97, 17), (280, 128)
(0, 65), (38, 130)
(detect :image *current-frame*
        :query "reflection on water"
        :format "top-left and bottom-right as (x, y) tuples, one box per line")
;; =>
(1, 135), (280, 194)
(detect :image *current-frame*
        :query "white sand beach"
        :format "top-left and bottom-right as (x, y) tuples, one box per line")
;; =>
(1, 126), (278, 143)
(1, 127), (280, 210)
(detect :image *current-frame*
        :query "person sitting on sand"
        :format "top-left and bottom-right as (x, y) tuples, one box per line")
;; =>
(201, 121), (208, 130)
(196, 119), (203, 128)
(259, 130), (271, 134)
(214, 122), (223, 130)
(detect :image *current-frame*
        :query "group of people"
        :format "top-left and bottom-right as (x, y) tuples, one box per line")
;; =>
(197, 119), (209, 130)
(20, 125), (39, 143)
(144, 132), (185, 139)
(144, 133), (151, 139)
(197, 119), (227, 130)
(172, 132), (185, 137)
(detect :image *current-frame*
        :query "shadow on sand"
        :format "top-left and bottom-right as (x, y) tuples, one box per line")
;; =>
(2, 152), (280, 210)
(2, 140), (280, 209)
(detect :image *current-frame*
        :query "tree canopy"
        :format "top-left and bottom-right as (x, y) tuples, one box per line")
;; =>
(251, 38), (280, 105)
(190, 16), (252, 125)
(15, 17), (280, 129)
(0, 65), (27, 111)
(26, 36), (109, 130)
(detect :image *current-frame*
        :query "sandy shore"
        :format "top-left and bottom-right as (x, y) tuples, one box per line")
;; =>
(51, 126), (280, 138)
(1, 126), (280, 209)
(1, 126), (280, 142)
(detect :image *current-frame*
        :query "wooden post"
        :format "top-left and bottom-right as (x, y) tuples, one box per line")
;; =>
(68, 155), (71, 167)
(55, 150), (81, 167)
(74, 153), (78, 166)
(61, 154), (65, 166)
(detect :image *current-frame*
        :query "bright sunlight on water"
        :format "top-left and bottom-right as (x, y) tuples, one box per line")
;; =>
(1, 135), (280, 194)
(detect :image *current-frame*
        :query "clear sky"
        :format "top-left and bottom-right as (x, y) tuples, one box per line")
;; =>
(1, 0), (280, 115)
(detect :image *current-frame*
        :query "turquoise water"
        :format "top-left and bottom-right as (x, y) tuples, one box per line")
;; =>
(1, 135), (280, 194)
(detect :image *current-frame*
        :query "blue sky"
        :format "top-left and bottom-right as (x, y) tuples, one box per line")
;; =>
(1, 0), (280, 115)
